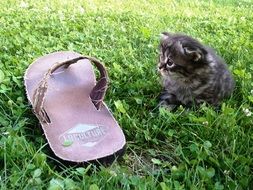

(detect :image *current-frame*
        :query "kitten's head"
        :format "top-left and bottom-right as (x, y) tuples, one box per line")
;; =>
(158, 32), (208, 77)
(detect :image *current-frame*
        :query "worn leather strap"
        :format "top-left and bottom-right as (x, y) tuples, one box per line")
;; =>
(32, 56), (108, 124)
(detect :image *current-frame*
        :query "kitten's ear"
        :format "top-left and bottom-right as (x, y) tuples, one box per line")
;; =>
(160, 32), (171, 41)
(183, 47), (205, 62)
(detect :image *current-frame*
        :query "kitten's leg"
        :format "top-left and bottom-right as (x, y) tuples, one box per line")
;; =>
(159, 90), (180, 111)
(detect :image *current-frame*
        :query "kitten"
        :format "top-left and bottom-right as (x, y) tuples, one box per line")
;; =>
(158, 32), (234, 110)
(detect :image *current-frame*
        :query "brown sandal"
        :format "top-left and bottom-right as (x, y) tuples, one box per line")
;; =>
(24, 51), (126, 164)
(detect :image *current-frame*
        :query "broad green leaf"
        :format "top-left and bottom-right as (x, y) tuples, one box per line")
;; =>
(27, 164), (35, 170)
(215, 182), (224, 190)
(189, 143), (199, 152)
(33, 168), (42, 178)
(62, 140), (73, 147)
(204, 141), (212, 149)
(64, 178), (77, 190)
(248, 96), (253, 103)
(89, 184), (99, 190)
(160, 182), (171, 190)
(76, 167), (85, 175)
(114, 100), (126, 113)
(206, 167), (215, 178)
(134, 98), (142, 105)
(151, 158), (162, 165)
(167, 129), (175, 137)
(48, 178), (64, 190)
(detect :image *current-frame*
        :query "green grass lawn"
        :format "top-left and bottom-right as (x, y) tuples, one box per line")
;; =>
(0, 0), (253, 189)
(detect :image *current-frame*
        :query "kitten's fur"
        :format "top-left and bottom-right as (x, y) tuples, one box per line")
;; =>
(158, 32), (234, 110)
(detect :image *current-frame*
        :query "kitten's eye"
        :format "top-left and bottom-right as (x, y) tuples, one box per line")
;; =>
(166, 56), (174, 66)
(166, 59), (173, 66)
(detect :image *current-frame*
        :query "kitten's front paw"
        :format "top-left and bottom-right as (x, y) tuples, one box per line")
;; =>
(158, 91), (179, 111)
(159, 100), (177, 111)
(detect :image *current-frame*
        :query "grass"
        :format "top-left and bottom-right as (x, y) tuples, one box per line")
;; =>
(0, 0), (253, 189)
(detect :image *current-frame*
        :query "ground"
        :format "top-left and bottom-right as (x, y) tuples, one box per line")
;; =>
(0, 0), (253, 189)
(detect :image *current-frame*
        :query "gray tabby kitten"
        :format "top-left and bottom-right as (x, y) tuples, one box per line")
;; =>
(158, 32), (234, 110)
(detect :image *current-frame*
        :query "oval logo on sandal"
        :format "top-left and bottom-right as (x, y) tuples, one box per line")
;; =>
(59, 124), (108, 147)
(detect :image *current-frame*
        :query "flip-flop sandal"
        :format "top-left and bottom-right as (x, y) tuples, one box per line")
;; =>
(24, 51), (126, 164)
